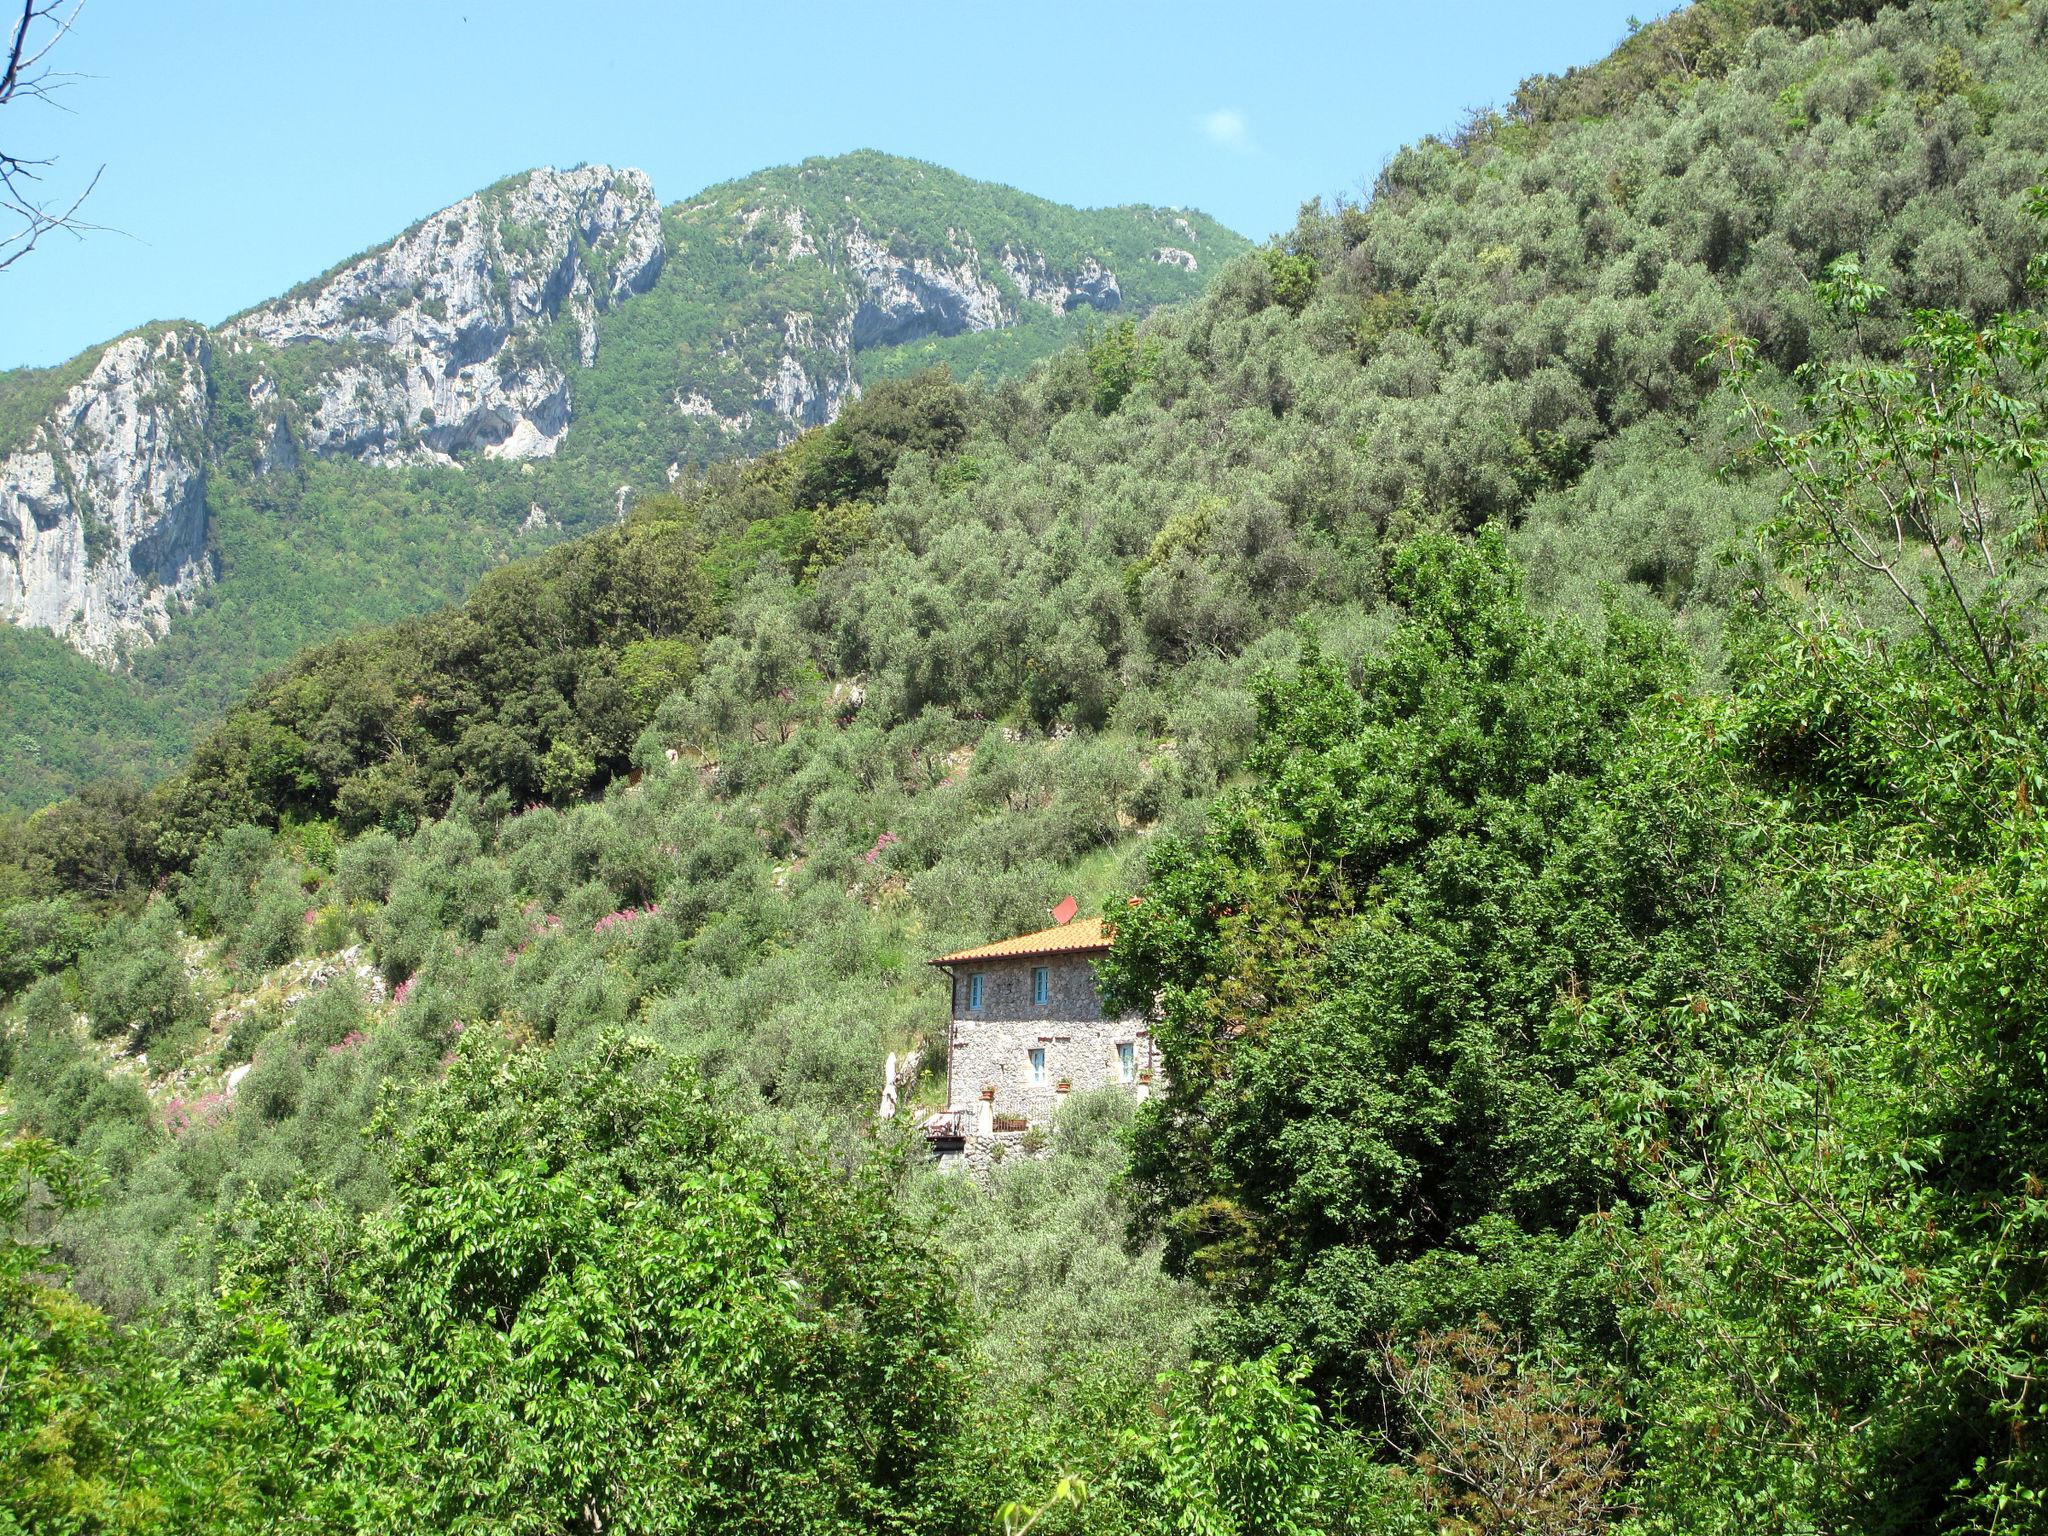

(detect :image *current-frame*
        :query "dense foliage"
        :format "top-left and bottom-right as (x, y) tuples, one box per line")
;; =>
(5, 1), (2048, 1530)
(1101, 534), (1796, 1378)
(1104, 173), (2048, 1535)
(206, 1031), (972, 1531)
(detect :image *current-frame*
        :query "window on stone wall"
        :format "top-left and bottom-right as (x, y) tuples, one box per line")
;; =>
(1029, 1048), (1047, 1084)
(1032, 966), (1049, 1005)
(968, 973), (984, 1011)
(1117, 1042), (1136, 1082)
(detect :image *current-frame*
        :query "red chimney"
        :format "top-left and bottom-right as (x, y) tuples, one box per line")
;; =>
(1051, 895), (1079, 926)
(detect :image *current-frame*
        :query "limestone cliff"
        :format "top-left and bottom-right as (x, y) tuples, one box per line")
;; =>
(0, 167), (665, 664)
(668, 194), (1139, 444)
(0, 327), (214, 661)
(226, 165), (664, 464)
(0, 153), (1239, 677)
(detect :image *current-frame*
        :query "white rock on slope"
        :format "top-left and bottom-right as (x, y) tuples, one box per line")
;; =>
(0, 328), (214, 662)
(702, 206), (1128, 443)
(227, 164), (665, 465)
(759, 310), (858, 429)
(1000, 247), (1123, 313)
(844, 219), (1011, 347)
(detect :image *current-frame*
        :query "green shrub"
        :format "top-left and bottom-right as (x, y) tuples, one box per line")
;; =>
(235, 871), (309, 972)
(179, 825), (274, 938)
(81, 909), (201, 1049)
(334, 827), (401, 906)
(0, 897), (97, 998)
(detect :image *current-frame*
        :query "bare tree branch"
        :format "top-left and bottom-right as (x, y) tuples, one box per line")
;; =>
(0, 0), (102, 272)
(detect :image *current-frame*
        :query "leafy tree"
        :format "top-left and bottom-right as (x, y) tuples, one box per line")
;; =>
(791, 366), (972, 509)
(0, 1135), (158, 1532)
(232, 870), (307, 972)
(1140, 1351), (1350, 1536)
(1086, 320), (1147, 414)
(1599, 230), (2048, 1533)
(1259, 248), (1317, 316)
(991, 1347), (1410, 1536)
(0, 895), (94, 998)
(177, 825), (273, 940)
(80, 904), (201, 1050)
(206, 1029), (971, 1533)
(1102, 534), (1793, 1389)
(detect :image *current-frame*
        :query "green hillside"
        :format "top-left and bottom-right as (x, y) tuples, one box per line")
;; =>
(0, 152), (1242, 812)
(4, 0), (2048, 1529)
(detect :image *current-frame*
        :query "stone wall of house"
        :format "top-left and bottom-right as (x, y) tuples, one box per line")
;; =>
(944, 952), (1154, 1127)
(935, 1129), (1036, 1176)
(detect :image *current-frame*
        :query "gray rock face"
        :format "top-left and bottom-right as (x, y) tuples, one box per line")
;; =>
(759, 308), (857, 429)
(686, 203), (1131, 443)
(2, 166), (667, 666)
(999, 247), (1122, 314)
(227, 164), (664, 465)
(845, 219), (1010, 347)
(0, 328), (214, 661)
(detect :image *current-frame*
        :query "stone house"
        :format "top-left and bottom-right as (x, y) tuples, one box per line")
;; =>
(923, 909), (1154, 1165)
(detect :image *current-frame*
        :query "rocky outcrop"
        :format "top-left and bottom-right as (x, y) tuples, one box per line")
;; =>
(0, 328), (214, 661)
(845, 220), (1010, 347)
(747, 224), (1125, 436)
(227, 165), (664, 465)
(1000, 248), (1122, 314)
(1155, 246), (1198, 271)
(681, 201), (1139, 444)
(759, 310), (857, 428)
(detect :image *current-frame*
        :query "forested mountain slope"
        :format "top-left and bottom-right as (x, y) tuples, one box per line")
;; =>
(4, 0), (2048, 1530)
(0, 153), (1239, 809)
(11, 0), (2035, 848)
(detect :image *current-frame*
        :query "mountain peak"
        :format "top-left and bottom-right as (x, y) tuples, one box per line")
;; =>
(0, 152), (1242, 717)
(225, 164), (666, 465)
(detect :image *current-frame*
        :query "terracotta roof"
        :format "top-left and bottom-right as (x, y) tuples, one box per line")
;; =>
(929, 916), (1115, 967)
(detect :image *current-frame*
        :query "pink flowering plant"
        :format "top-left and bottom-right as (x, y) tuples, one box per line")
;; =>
(162, 1091), (229, 1136)
(593, 903), (661, 936)
(505, 907), (567, 964)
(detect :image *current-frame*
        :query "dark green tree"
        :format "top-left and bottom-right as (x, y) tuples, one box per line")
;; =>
(204, 1029), (971, 1533)
(1102, 532), (1794, 1390)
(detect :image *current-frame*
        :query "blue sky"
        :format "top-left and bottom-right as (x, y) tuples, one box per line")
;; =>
(2, 0), (1638, 370)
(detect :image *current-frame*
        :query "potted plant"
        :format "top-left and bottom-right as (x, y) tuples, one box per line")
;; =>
(1137, 1069), (1153, 1085)
(992, 1112), (1030, 1133)
(980, 1084), (997, 1101)
(1056, 1077), (1073, 1093)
